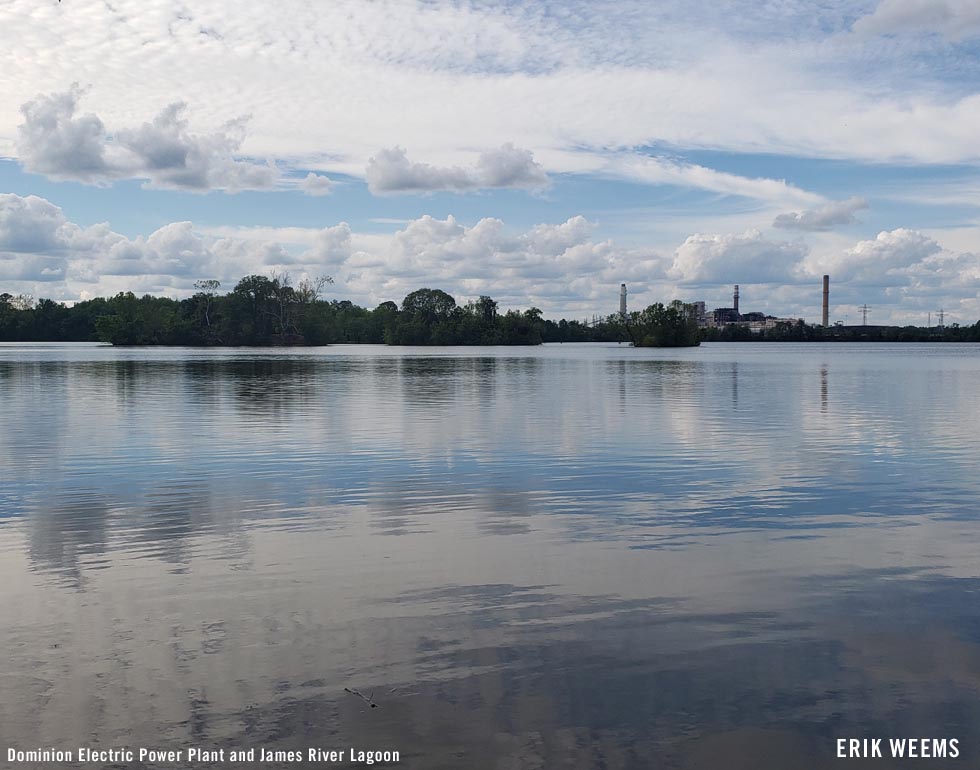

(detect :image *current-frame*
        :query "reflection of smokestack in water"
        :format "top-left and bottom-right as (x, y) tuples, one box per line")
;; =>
(822, 275), (830, 326)
(620, 283), (627, 316)
(733, 284), (739, 315)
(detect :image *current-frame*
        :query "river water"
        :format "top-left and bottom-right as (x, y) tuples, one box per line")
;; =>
(1, 342), (979, 769)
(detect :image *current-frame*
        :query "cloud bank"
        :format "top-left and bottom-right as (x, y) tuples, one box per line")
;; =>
(2, 193), (977, 324)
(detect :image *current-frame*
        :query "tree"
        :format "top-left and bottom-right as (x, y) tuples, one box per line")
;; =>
(475, 295), (497, 323)
(193, 279), (221, 330)
(401, 288), (457, 321)
(230, 275), (276, 343)
(296, 275), (334, 305)
(269, 271), (299, 337)
(627, 302), (700, 347)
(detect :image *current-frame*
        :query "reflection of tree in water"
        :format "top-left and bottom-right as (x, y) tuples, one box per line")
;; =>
(608, 358), (702, 400)
(0, 362), (71, 479)
(462, 357), (498, 405)
(397, 358), (460, 408)
(226, 359), (317, 416)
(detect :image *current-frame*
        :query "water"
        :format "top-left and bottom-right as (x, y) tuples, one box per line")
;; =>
(2, 342), (979, 768)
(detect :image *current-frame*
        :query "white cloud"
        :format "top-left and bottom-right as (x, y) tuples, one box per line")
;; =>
(300, 172), (334, 196)
(852, 0), (980, 40)
(815, 228), (943, 285)
(366, 148), (471, 195)
(5, 0), (980, 201)
(366, 144), (547, 194)
(773, 197), (869, 231)
(604, 154), (824, 208)
(670, 230), (810, 284)
(300, 224), (353, 267)
(0, 193), (289, 293)
(1, 193), (977, 324)
(16, 86), (278, 192)
(0, 194), (69, 253)
(476, 143), (549, 189)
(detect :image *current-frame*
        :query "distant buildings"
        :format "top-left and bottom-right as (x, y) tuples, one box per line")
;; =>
(698, 285), (803, 331)
(616, 282), (806, 333)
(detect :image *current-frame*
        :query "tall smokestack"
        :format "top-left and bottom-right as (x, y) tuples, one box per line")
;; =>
(619, 283), (627, 317)
(822, 275), (830, 326)
(733, 284), (739, 315)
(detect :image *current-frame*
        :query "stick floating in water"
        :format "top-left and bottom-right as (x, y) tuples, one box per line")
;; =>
(344, 687), (378, 708)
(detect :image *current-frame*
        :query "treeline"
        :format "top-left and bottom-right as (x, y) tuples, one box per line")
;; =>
(0, 278), (631, 346)
(701, 320), (980, 342)
(623, 301), (701, 347)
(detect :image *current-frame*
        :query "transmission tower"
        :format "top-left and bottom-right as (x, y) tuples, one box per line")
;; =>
(860, 304), (870, 326)
(937, 308), (945, 328)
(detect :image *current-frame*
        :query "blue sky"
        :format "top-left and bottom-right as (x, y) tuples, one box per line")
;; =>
(1, 0), (979, 323)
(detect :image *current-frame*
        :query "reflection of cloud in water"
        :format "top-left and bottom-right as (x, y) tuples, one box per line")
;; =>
(1, 344), (980, 766)
(2, 496), (980, 767)
(26, 490), (110, 587)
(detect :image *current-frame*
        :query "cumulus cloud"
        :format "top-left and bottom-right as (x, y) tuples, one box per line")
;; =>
(16, 86), (278, 192)
(476, 143), (549, 188)
(670, 230), (809, 284)
(2, 192), (977, 323)
(0, 193), (298, 294)
(300, 172), (334, 196)
(852, 0), (980, 40)
(300, 224), (353, 267)
(0, 194), (70, 253)
(0, 194), (615, 311)
(773, 197), (869, 231)
(366, 144), (547, 194)
(15, 85), (115, 183)
(817, 228), (943, 285)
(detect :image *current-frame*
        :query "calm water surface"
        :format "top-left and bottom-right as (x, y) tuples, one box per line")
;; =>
(2, 342), (980, 769)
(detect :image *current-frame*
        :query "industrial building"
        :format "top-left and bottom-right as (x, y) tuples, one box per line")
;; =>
(698, 285), (803, 330)
(616, 281), (817, 332)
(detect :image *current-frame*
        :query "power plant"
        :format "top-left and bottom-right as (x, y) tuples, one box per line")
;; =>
(615, 275), (834, 331)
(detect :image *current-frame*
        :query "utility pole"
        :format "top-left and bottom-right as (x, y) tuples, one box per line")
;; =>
(860, 304), (870, 326)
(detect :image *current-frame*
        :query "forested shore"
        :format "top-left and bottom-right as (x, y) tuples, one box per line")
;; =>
(2, 277), (975, 346)
(701, 320), (980, 342)
(0, 276), (627, 346)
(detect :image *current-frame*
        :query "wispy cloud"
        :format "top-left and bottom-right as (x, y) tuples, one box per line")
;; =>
(852, 0), (980, 41)
(4, 0), (980, 185)
(603, 153), (824, 207)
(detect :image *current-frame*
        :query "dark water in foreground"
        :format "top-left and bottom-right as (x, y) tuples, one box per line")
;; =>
(2, 342), (980, 769)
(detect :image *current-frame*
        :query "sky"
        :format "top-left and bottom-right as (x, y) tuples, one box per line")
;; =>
(1, 0), (979, 324)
